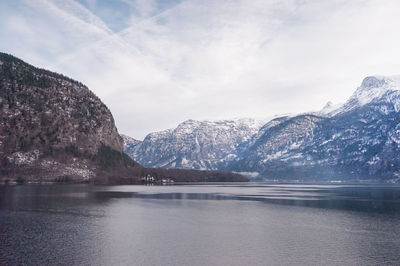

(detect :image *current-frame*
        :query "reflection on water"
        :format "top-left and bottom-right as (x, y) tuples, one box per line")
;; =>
(1, 183), (400, 265)
(91, 184), (400, 213)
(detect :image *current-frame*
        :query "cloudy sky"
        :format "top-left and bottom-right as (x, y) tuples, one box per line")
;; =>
(1, 0), (400, 139)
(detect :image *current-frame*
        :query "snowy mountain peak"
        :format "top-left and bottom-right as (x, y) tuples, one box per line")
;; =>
(319, 101), (343, 116)
(360, 76), (389, 89)
(320, 75), (400, 116)
(175, 119), (199, 134)
(323, 101), (334, 108)
(348, 75), (400, 107)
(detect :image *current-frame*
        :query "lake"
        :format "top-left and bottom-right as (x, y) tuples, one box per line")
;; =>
(1, 183), (400, 265)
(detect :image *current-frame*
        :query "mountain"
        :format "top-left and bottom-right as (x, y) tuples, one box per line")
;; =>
(123, 118), (263, 170)
(0, 53), (247, 184)
(125, 76), (400, 182)
(231, 76), (400, 182)
(121, 134), (142, 156)
(320, 76), (400, 117)
(0, 52), (141, 183)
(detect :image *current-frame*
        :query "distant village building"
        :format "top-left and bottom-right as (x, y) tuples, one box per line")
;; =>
(162, 178), (175, 184)
(141, 174), (155, 182)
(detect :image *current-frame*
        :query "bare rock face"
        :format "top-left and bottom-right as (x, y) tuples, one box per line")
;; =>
(0, 52), (126, 182)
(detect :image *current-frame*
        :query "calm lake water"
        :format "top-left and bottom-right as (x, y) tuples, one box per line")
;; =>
(1, 183), (400, 266)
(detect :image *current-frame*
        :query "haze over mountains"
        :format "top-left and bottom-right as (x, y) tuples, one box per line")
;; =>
(124, 76), (400, 182)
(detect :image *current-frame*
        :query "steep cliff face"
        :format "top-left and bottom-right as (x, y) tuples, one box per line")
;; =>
(0, 52), (129, 182)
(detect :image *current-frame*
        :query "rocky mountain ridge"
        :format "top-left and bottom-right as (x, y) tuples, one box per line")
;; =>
(232, 75), (400, 182)
(124, 118), (263, 170)
(125, 76), (400, 182)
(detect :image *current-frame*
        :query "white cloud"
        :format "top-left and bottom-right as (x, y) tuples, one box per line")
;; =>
(1, 0), (400, 138)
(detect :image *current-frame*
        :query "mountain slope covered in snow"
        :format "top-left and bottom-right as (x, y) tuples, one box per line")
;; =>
(125, 76), (400, 182)
(230, 76), (400, 182)
(124, 118), (263, 170)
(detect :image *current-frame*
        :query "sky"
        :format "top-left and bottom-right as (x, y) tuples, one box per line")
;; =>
(1, 0), (400, 139)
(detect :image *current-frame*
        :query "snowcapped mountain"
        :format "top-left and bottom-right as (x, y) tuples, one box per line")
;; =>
(123, 118), (264, 170)
(230, 76), (400, 182)
(346, 76), (400, 108)
(124, 75), (400, 182)
(320, 76), (400, 117)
